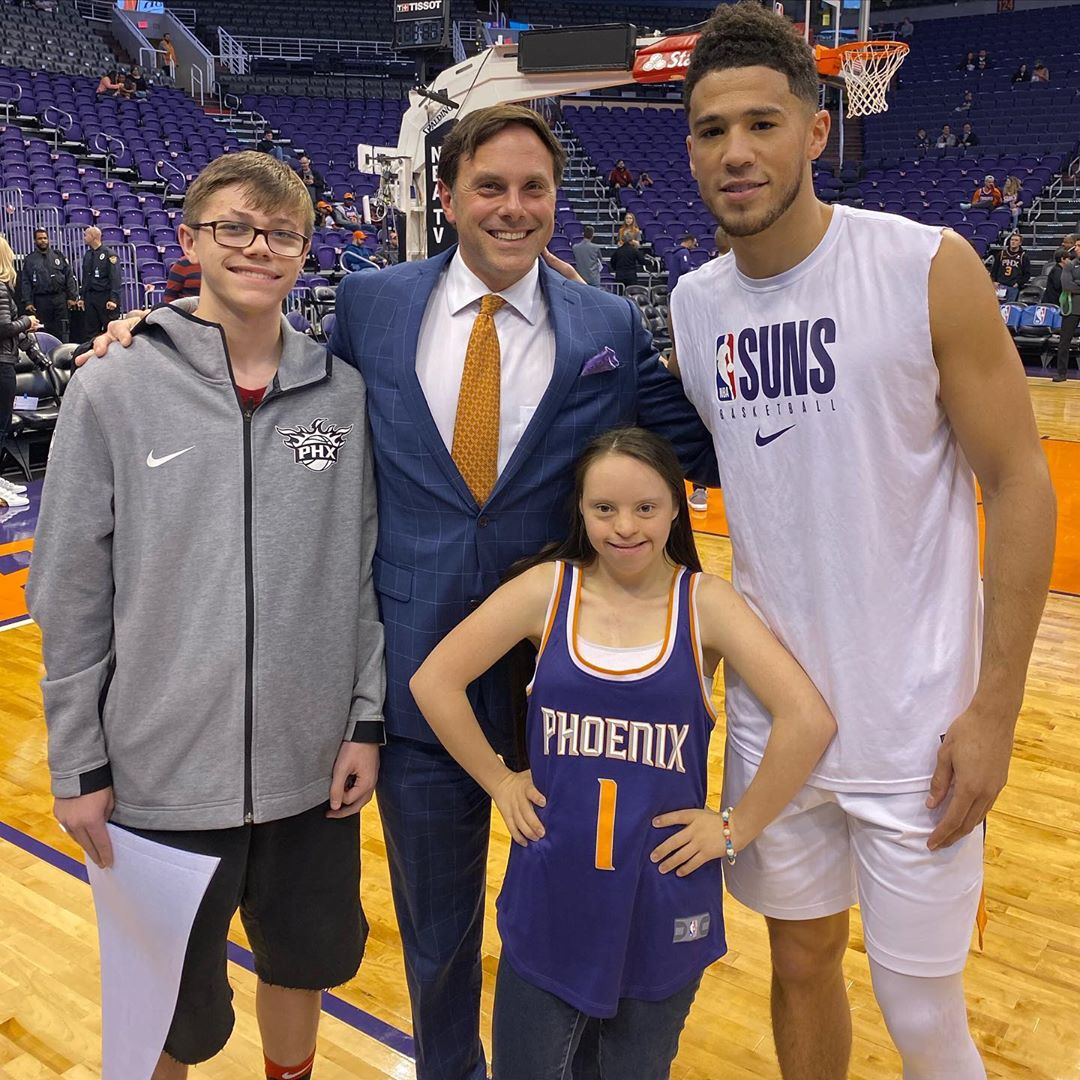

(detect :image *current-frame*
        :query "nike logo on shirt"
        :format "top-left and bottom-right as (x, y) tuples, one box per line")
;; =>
(755, 426), (795, 447)
(146, 447), (195, 468)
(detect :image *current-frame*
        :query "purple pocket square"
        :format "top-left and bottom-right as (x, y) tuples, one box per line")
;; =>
(579, 347), (621, 377)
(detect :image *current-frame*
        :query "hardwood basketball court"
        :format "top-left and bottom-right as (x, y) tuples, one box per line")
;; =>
(1, 378), (1077, 1079)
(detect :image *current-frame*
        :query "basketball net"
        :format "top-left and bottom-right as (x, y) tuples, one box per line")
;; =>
(835, 41), (909, 118)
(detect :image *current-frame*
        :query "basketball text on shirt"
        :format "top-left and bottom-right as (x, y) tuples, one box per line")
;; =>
(715, 316), (838, 403)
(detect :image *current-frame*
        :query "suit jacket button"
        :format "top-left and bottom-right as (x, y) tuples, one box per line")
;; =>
(477, 515), (490, 528)
(468, 598), (480, 609)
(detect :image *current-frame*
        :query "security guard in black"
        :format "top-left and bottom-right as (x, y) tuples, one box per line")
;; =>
(19, 229), (78, 341)
(80, 226), (123, 337)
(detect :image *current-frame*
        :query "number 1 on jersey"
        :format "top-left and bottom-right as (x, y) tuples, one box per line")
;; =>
(595, 778), (618, 871)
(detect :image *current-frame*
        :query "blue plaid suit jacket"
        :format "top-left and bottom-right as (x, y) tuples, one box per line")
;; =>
(330, 247), (717, 750)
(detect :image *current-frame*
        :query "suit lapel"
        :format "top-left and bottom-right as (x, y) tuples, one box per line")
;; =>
(492, 262), (583, 500)
(392, 247), (478, 506)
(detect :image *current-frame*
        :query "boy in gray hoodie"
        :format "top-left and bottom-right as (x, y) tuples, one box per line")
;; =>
(27, 152), (384, 1080)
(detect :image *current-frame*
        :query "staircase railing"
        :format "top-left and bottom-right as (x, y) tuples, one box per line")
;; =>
(42, 106), (74, 150)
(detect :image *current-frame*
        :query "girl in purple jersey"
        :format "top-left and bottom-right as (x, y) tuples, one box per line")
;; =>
(412, 428), (834, 1079)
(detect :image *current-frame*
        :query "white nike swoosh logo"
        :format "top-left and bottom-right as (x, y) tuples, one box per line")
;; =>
(146, 447), (195, 468)
(281, 1070), (309, 1080)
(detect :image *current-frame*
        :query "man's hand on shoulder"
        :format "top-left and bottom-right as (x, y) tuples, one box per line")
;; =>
(74, 310), (148, 367)
(542, 248), (586, 285)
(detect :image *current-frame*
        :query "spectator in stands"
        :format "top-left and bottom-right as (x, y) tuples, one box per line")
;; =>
(935, 124), (957, 149)
(96, 69), (124, 97)
(976, 49), (991, 72)
(954, 89), (975, 113)
(19, 228), (77, 341)
(375, 227), (399, 266)
(1042, 248), (1069, 306)
(128, 64), (149, 99)
(957, 51), (976, 73)
(1001, 175), (1024, 230)
(914, 127), (930, 153)
(898, 16), (914, 39)
(969, 174), (1002, 209)
(1040, 234), (1076, 277)
(80, 226), (122, 338)
(314, 200), (334, 228)
(989, 233), (1031, 301)
(617, 210), (641, 246)
(1032, 60), (1049, 83)
(162, 254), (200, 302)
(636, 171), (654, 191)
(0, 234), (37, 509)
(332, 192), (364, 229)
(159, 32), (177, 71)
(1053, 241), (1080, 381)
(667, 234), (698, 292)
(296, 155), (325, 207)
(257, 128), (287, 162)
(572, 224), (603, 287)
(342, 230), (379, 273)
(609, 237), (649, 288)
(1011, 63), (1029, 84)
(607, 158), (634, 193)
(958, 122), (979, 149)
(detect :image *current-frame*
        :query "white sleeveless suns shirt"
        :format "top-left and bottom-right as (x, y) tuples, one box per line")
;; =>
(670, 205), (983, 793)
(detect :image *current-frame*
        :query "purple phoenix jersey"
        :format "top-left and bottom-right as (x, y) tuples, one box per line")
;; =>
(497, 561), (726, 1017)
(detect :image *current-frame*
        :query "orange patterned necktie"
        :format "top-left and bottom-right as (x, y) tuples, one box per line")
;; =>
(451, 293), (506, 504)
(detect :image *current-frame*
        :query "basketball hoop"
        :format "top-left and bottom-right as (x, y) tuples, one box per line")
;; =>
(816, 41), (909, 118)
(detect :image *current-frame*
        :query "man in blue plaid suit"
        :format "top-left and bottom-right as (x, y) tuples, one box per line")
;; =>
(329, 105), (717, 1079)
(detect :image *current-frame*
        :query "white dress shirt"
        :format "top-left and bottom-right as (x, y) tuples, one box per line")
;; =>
(415, 253), (557, 475)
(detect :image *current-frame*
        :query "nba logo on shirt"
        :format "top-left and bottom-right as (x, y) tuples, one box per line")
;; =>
(715, 333), (737, 401)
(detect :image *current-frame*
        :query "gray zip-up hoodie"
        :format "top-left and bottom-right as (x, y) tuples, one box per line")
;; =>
(27, 305), (384, 830)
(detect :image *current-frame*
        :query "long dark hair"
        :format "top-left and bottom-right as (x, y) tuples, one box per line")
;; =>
(512, 426), (703, 581)
(504, 427), (703, 764)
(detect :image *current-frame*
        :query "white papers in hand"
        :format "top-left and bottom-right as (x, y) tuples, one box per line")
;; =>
(86, 824), (220, 1080)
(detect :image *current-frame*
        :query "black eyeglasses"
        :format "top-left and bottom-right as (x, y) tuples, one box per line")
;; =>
(188, 220), (309, 257)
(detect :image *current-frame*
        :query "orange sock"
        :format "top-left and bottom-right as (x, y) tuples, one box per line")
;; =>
(264, 1049), (315, 1080)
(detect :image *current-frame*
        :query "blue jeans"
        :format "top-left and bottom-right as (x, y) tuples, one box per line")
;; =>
(492, 956), (701, 1080)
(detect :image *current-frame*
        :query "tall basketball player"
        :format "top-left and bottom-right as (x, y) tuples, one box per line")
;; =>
(669, 4), (1056, 1078)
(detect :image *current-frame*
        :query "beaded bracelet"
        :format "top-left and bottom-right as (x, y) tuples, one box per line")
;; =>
(721, 806), (736, 865)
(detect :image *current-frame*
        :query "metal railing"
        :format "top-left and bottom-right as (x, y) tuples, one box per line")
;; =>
(0, 80), (23, 125)
(42, 106), (74, 150)
(190, 63), (205, 106)
(156, 159), (188, 196)
(171, 7), (197, 26)
(89, 132), (127, 181)
(218, 28), (252, 76)
(73, 0), (116, 21)
(228, 34), (403, 62)
(2, 206), (62, 255)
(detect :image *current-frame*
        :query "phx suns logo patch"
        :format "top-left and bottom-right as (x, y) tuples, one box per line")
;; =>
(276, 418), (353, 472)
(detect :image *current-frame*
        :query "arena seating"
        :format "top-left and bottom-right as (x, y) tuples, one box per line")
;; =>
(0, 3), (114, 80)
